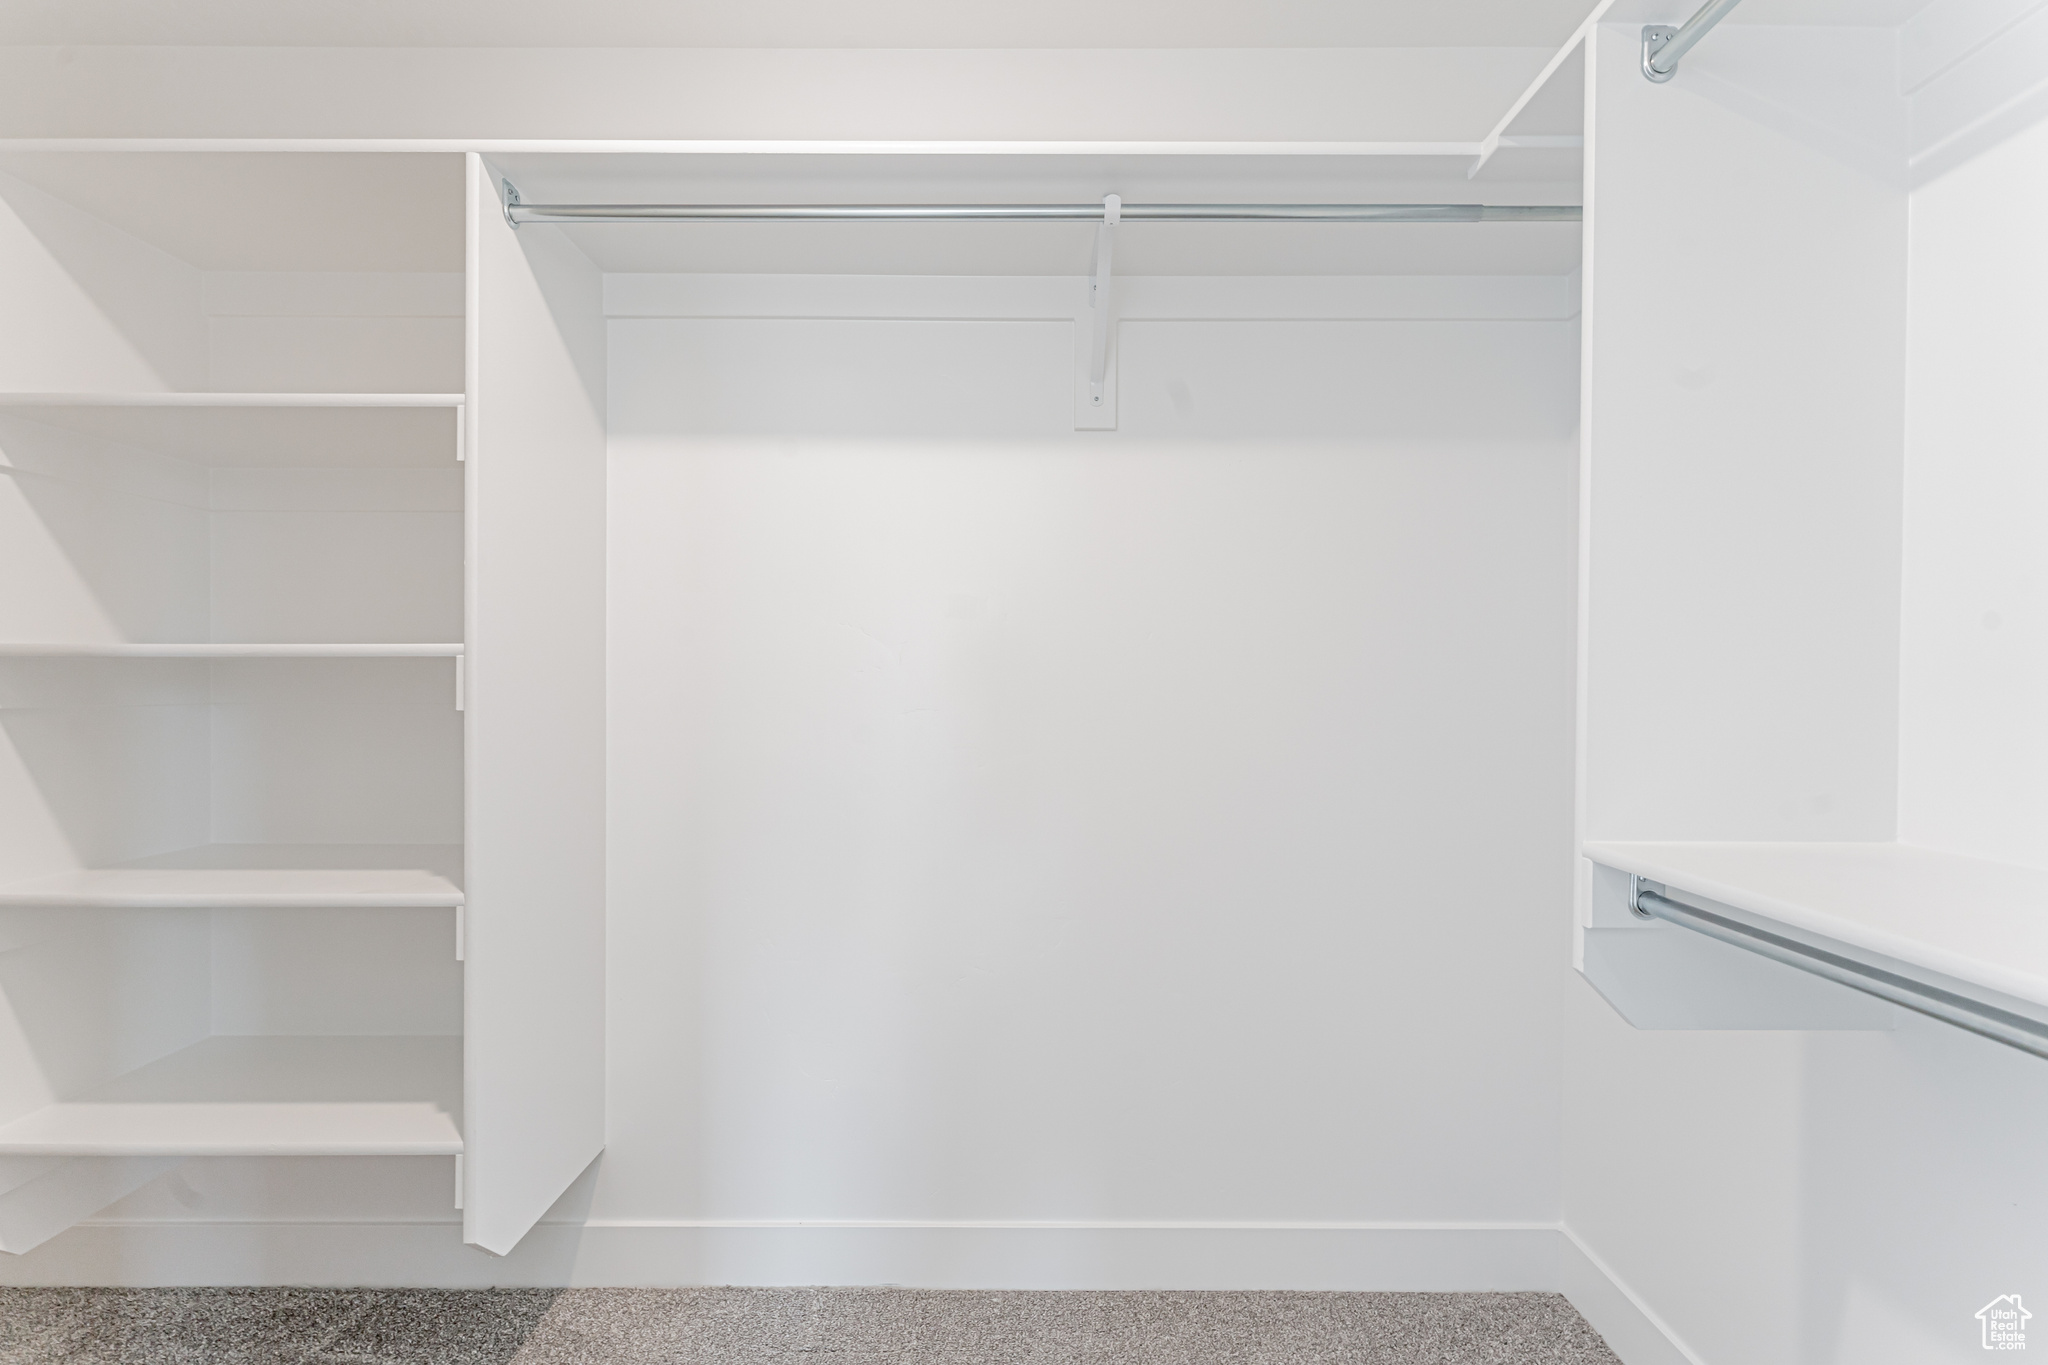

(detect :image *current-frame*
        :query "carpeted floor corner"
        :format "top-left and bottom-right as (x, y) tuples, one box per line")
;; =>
(0, 1287), (1623, 1363)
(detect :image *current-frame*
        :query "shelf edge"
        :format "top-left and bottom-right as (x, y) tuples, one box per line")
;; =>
(0, 643), (464, 658)
(1584, 840), (2048, 1012)
(0, 894), (465, 909)
(0, 393), (464, 408)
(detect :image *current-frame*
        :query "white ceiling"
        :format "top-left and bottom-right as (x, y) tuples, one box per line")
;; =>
(3, 0), (1604, 50)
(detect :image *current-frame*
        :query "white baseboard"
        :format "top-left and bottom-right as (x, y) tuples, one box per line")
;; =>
(1, 1219), (1696, 1365)
(1554, 1226), (1706, 1365)
(0, 1220), (1558, 1289)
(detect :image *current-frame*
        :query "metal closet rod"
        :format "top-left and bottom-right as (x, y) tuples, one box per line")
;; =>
(1630, 883), (2048, 1060)
(502, 197), (1580, 227)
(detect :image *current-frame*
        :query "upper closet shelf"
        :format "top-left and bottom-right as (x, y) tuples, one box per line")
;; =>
(1585, 841), (2048, 1014)
(0, 643), (462, 659)
(0, 393), (463, 468)
(0, 1035), (462, 1157)
(0, 843), (464, 909)
(0, 393), (461, 407)
(1471, 31), (1585, 179)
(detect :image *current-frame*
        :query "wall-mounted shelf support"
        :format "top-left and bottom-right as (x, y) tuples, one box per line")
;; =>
(1088, 194), (1120, 410)
(1642, 0), (1746, 83)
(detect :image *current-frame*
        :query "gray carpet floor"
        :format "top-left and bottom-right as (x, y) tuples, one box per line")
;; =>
(0, 1287), (1623, 1364)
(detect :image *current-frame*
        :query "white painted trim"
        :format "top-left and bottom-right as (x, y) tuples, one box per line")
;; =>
(5, 1220), (1555, 1289)
(569, 1218), (1554, 1231)
(461, 151), (483, 1225)
(1556, 1226), (1708, 1365)
(0, 139), (1489, 158)
(0, 1218), (1700, 1361)
(79, 1217), (1551, 1231)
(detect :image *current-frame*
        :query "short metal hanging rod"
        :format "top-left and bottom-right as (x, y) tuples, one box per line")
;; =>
(1642, 0), (1746, 82)
(499, 189), (1579, 229)
(1628, 877), (2048, 1060)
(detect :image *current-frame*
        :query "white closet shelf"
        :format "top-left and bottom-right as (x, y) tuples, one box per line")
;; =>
(0, 843), (464, 909)
(1583, 841), (2048, 1010)
(0, 393), (463, 467)
(0, 643), (462, 658)
(0, 393), (462, 407)
(0, 1035), (463, 1157)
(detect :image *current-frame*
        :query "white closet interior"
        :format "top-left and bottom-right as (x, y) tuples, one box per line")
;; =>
(2, 0), (2046, 1351)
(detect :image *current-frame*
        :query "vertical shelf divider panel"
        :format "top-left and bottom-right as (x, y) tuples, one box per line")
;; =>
(1576, 20), (1909, 1026)
(462, 153), (608, 1255)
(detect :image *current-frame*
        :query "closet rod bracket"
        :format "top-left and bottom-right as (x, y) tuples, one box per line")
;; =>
(1642, 0), (1746, 82)
(1089, 194), (1120, 408)
(1640, 27), (1680, 82)
(501, 179), (524, 231)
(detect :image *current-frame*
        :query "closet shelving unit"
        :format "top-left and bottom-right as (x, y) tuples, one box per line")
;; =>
(0, 0), (1602, 1247)
(1568, 0), (2048, 1055)
(0, 369), (467, 906)
(0, 131), (1582, 1258)
(0, 144), (606, 1259)
(0, 149), (541, 1256)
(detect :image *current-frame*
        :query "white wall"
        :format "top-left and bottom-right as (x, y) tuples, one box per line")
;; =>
(598, 293), (1579, 1224)
(1563, 991), (2048, 1365)
(0, 419), (211, 884)
(203, 269), (465, 393)
(0, 167), (203, 393)
(1897, 115), (2048, 871)
(1577, 21), (1907, 852)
